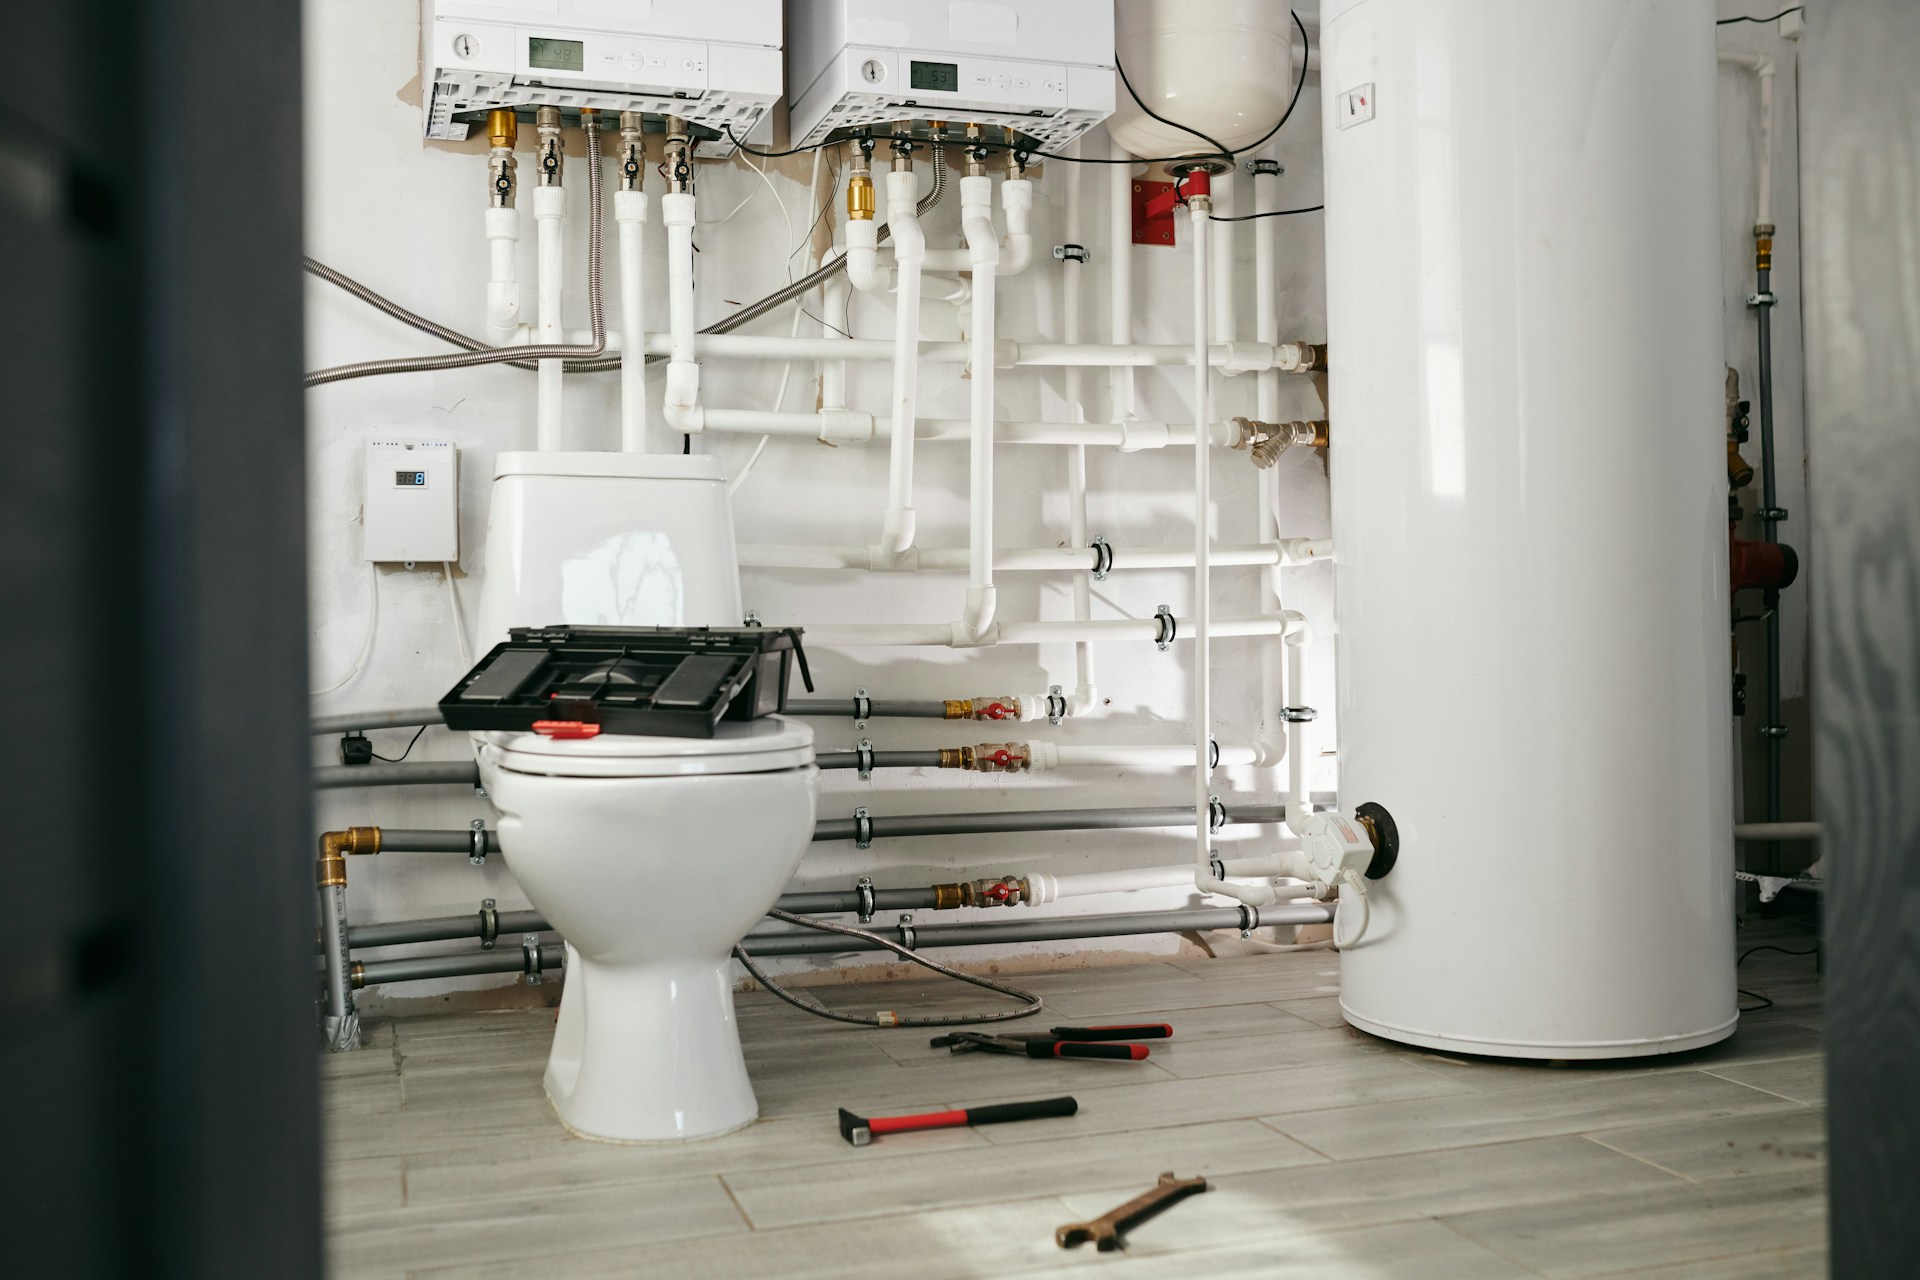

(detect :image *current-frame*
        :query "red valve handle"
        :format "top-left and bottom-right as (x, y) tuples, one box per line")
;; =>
(983, 702), (1010, 720)
(990, 749), (1012, 767)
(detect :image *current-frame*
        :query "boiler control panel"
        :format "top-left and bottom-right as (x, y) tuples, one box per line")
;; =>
(363, 440), (459, 564)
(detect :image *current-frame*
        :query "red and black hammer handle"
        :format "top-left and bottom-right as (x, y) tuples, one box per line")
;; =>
(1049, 1024), (1173, 1042)
(1026, 1039), (1150, 1061)
(864, 1096), (1080, 1138)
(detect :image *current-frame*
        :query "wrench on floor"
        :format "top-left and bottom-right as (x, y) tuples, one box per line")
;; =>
(1055, 1171), (1210, 1251)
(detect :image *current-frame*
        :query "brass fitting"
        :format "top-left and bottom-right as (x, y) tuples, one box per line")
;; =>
(1754, 222), (1775, 272)
(535, 105), (564, 187)
(937, 746), (976, 770)
(966, 742), (1030, 773)
(1728, 440), (1756, 490)
(317, 826), (381, 889)
(486, 108), (518, 150)
(932, 882), (967, 910)
(1229, 417), (1325, 468)
(847, 167), (875, 220)
(349, 961), (366, 991)
(943, 695), (1021, 721)
(931, 876), (1031, 909)
(964, 123), (989, 177)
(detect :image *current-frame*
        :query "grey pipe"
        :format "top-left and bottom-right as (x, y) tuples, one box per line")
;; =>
(319, 886), (360, 1050)
(1755, 256), (1785, 876)
(815, 750), (945, 771)
(345, 902), (1329, 987)
(350, 908), (548, 949)
(379, 828), (502, 853)
(812, 803), (1288, 842)
(313, 761), (481, 789)
(785, 698), (951, 719)
(313, 707), (444, 735)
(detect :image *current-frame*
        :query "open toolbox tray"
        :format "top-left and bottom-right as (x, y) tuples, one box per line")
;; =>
(439, 625), (811, 739)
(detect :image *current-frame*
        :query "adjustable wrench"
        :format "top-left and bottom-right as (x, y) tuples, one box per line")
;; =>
(1055, 1171), (1210, 1251)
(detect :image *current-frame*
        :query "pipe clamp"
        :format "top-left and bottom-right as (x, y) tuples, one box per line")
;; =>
(854, 806), (873, 849)
(1154, 605), (1177, 650)
(856, 875), (877, 923)
(856, 738), (875, 780)
(469, 819), (488, 866)
(522, 934), (544, 985)
(898, 913), (917, 951)
(1247, 159), (1283, 176)
(1747, 291), (1777, 307)
(1053, 243), (1089, 264)
(853, 686), (871, 729)
(1238, 903), (1260, 939)
(1208, 795), (1227, 832)
(1047, 684), (1066, 726)
(1282, 706), (1318, 723)
(1090, 536), (1113, 580)
(479, 898), (499, 950)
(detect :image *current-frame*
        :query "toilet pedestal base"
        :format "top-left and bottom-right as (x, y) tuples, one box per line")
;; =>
(544, 947), (760, 1143)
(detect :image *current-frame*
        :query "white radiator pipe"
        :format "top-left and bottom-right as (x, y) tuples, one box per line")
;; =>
(484, 206), (519, 340)
(1028, 866), (1323, 904)
(1719, 51), (1776, 227)
(922, 176), (1034, 275)
(796, 610), (1302, 650)
(615, 188), (649, 452)
(1253, 148), (1286, 763)
(962, 173), (999, 638)
(1109, 136), (1136, 424)
(820, 269), (851, 411)
(737, 541), (1301, 572)
(1285, 627), (1313, 837)
(693, 410), (1254, 448)
(845, 218), (893, 293)
(1212, 168), (1236, 343)
(661, 191), (702, 433)
(1060, 152), (1097, 716)
(882, 170), (926, 554)
(533, 184), (566, 450)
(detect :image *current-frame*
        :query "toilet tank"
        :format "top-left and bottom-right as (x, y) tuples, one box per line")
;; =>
(475, 453), (744, 646)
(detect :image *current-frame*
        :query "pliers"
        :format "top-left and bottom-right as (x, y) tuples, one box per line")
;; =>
(930, 1023), (1172, 1062)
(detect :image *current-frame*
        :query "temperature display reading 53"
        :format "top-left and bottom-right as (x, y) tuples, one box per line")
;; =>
(395, 471), (427, 487)
(909, 60), (958, 92)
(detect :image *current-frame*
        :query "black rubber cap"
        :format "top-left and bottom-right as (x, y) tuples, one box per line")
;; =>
(1355, 801), (1400, 880)
(1778, 542), (1799, 590)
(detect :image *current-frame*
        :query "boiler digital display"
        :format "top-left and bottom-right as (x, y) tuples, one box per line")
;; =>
(395, 471), (427, 487)
(909, 60), (959, 93)
(529, 37), (585, 73)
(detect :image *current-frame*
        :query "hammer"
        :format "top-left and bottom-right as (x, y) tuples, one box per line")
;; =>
(838, 1096), (1079, 1146)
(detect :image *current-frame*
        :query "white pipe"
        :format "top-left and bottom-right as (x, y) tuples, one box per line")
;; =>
(696, 410), (1254, 448)
(1027, 865), (1323, 903)
(1719, 52), (1776, 227)
(1061, 152), (1097, 716)
(820, 270), (851, 410)
(845, 218), (893, 293)
(1285, 628), (1313, 837)
(882, 171), (926, 553)
(661, 191), (702, 433)
(1212, 169), (1236, 342)
(615, 188), (649, 452)
(796, 610), (1303, 650)
(484, 206), (519, 341)
(1109, 136), (1136, 424)
(962, 173), (999, 638)
(1734, 822), (1822, 841)
(1253, 149), (1285, 762)
(533, 184), (566, 450)
(1028, 742), (1262, 771)
(737, 541), (1296, 572)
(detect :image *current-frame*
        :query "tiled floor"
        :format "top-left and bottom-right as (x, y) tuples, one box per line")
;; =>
(323, 919), (1827, 1278)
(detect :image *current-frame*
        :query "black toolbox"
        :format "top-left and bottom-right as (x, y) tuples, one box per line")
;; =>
(439, 625), (811, 739)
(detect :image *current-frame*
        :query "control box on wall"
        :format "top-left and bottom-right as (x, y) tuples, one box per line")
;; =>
(363, 440), (458, 564)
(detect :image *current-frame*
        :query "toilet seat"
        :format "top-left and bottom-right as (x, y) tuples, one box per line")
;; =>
(481, 714), (814, 779)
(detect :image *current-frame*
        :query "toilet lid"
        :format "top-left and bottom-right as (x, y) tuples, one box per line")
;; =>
(483, 714), (815, 778)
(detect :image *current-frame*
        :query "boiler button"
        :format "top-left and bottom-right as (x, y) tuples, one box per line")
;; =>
(993, 72), (1011, 91)
(1013, 77), (1029, 90)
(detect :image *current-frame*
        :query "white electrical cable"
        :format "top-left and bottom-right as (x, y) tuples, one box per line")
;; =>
(311, 566), (379, 697)
(728, 149), (823, 496)
(443, 563), (471, 667)
(1332, 870), (1371, 949)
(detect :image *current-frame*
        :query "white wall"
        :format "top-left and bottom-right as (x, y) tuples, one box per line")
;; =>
(304, 0), (1336, 992)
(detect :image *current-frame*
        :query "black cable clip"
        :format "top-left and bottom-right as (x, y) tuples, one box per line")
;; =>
(1053, 243), (1089, 264)
(1282, 706), (1319, 723)
(479, 898), (499, 951)
(1090, 535), (1114, 581)
(856, 738), (875, 781)
(1154, 605), (1177, 651)
(854, 806), (874, 850)
(1246, 158), (1283, 177)
(1208, 795), (1227, 832)
(856, 875), (877, 923)
(522, 934), (544, 985)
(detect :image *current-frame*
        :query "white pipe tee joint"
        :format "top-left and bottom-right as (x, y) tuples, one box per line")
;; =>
(661, 192), (703, 434)
(845, 219), (893, 294)
(997, 178), (1034, 275)
(484, 206), (520, 337)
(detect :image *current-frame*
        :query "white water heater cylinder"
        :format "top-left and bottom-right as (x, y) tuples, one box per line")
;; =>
(1322, 0), (1735, 1058)
(1107, 1), (1295, 159)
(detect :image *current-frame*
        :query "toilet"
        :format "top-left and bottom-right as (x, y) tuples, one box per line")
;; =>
(471, 452), (819, 1142)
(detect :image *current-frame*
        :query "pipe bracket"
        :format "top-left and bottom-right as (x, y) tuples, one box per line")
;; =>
(1246, 159), (1283, 176)
(856, 738), (875, 780)
(856, 875), (877, 923)
(1238, 903), (1260, 939)
(1053, 243), (1089, 264)
(469, 819), (488, 866)
(852, 686), (871, 729)
(479, 898), (499, 950)
(1090, 536), (1113, 580)
(522, 934), (544, 985)
(1282, 706), (1318, 723)
(1747, 291), (1777, 307)
(1208, 794), (1227, 832)
(1154, 605), (1177, 650)
(898, 913), (917, 951)
(854, 806), (873, 849)
(1047, 684), (1066, 726)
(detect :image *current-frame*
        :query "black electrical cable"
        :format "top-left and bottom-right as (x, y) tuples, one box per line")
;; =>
(1738, 989), (1776, 1011)
(1114, 54), (1233, 167)
(1717, 6), (1802, 25)
(369, 724), (428, 763)
(1209, 204), (1325, 223)
(1738, 944), (1819, 965)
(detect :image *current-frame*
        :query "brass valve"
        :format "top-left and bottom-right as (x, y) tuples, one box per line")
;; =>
(944, 695), (1022, 721)
(1229, 417), (1326, 468)
(937, 742), (1031, 772)
(486, 108), (518, 150)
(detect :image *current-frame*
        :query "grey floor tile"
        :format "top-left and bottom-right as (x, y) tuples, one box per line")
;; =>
(323, 1156), (405, 1220)
(1050, 1133), (1680, 1246)
(1440, 1168), (1825, 1278)
(328, 1176), (746, 1276)
(1587, 1107), (1826, 1181)
(1268, 994), (1348, 1028)
(1263, 1070), (1800, 1161)
(722, 1118), (1324, 1230)
(1010, 1218), (1535, 1279)
(1704, 1055), (1825, 1105)
(1605, 1244), (1826, 1278)
(1149, 1021), (1390, 1078)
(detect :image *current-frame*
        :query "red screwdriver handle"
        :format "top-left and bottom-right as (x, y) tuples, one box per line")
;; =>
(865, 1108), (969, 1137)
(1050, 1024), (1174, 1041)
(1052, 1041), (1149, 1061)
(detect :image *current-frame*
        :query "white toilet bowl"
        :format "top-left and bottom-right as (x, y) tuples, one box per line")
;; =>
(479, 717), (818, 1141)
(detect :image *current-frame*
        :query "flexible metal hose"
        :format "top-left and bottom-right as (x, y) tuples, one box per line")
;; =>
(733, 903), (1042, 1028)
(305, 140), (947, 379)
(305, 118), (609, 386)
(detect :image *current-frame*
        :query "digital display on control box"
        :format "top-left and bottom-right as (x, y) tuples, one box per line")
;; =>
(395, 471), (427, 487)
(529, 37), (585, 72)
(910, 60), (959, 92)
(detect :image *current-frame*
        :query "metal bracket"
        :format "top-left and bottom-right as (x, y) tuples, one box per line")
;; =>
(1758, 507), (1790, 523)
(1053, 243), (1089, 263)
(856, 875), (877, 924)
(1154, 604), (1177, 650)
(1208, 794), (1227, 832)
(1747, 291), (1777, 307)
(1761, 724), (1791, 740)
(856, 738), (875, 781)
(1238, 903), (1260, 939)
(479, 898), (499, 950)
(1209, 851), (1227, 882)
(854, 806), (873, 849)
(1246, 158), (1283, 176)
(742, 610), (762, 627)
(1047, 684), (1066, 726)
(522, 934), (543, 985)
(898, 912), (917, 951)
(852, 686), (871, 730)
(1282, 706), (1319, 723)
(473, 782), (488, 800)
(1209, 737), (1220, 769)
(1090, 535), (1113, 581)
(469, 818), (488, 866)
